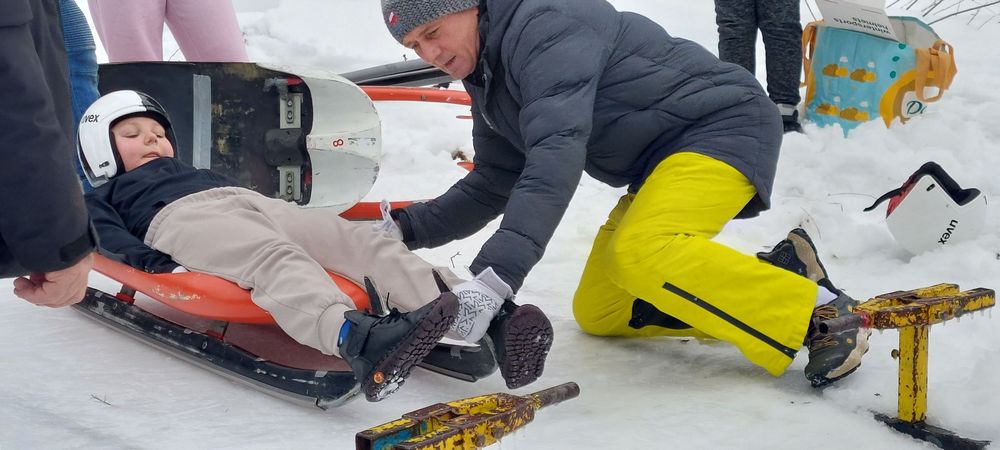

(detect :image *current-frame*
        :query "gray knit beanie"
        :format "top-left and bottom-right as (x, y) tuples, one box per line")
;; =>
(381, 0), (480, 43)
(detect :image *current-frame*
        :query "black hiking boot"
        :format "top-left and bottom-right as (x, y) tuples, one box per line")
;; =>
(486, 301), (553, 389)
(759, 228), (869, 386)
(804, 292), (871, 388)
(757, 228), (842, 295)
(339, 293), (459, 401)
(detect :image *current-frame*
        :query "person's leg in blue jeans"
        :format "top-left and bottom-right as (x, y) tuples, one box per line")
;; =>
(59, 0), (100, 190)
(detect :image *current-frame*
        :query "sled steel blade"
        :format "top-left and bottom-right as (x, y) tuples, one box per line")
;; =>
(356, 382), (580, 450)
(73, 288), (361, 409)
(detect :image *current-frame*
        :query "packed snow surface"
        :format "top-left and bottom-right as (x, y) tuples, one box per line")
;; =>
(2, 1), (999, 448)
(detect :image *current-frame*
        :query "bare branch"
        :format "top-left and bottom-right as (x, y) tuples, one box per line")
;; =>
(805, 0), (818, 21)
(922, 0), (947, 15)
(90, 394), (112, 406)
(928, 0), (966, 17)
(930, 0), (1000, 24)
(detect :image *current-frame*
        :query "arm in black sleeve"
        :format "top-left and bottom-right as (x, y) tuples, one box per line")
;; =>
(393, 107), (525, 250)
(0, 0), (95, 276)
(86, 196), (179, 274)
(469, 11), (610, 291)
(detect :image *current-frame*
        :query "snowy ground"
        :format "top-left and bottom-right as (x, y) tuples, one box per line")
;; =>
(2, 1), (999, 448)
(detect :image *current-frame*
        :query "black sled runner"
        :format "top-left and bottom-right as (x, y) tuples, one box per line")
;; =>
(76, 257), (497, 409)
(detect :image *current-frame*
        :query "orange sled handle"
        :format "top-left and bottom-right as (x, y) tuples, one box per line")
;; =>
(92, 254), (369, 324)
(362, 86), (471, 106)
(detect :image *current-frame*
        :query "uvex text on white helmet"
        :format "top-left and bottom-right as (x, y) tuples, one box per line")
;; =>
(865, 161), (987, 255)
(77, 90), (176, 187)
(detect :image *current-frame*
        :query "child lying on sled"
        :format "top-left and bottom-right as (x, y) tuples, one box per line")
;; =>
(77, 90), (553, 401)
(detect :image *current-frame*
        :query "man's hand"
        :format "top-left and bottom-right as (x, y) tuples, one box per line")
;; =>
(450, 267), (514, 343)
(13, 253), (94, 307)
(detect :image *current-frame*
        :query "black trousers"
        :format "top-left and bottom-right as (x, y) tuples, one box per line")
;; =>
(715, 0), (803, 108)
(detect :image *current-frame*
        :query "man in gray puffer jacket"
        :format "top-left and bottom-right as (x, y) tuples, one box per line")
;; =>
(380, 0), (870, 388)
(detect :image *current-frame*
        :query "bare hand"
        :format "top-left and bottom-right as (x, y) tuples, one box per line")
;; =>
(13, 253), (94, 307)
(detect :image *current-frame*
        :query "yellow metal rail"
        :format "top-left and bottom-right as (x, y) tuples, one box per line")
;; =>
(854, 284), (994, 423)
(821, 284), (994, 448)
(356, 382), (580, 450)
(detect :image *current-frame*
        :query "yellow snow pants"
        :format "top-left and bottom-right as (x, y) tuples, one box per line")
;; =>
(573, 152), (816, 375)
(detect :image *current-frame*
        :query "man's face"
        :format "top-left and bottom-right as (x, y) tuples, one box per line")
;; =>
(402, 8), (480, 80)
(111, 116), (175, 172)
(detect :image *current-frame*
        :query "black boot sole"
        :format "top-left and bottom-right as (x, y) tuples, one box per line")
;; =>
(497, 304), (553, 389)
(810, 363), (862, 388)
(362, 293), (459, 401)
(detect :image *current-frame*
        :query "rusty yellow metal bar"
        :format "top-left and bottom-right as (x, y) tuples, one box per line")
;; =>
(851, 284), (994, 425)
(897, 324), (928, 423)
(854, 284), (994, 329)
(825, 284), (994, 449)
(356, 382), (580, 450)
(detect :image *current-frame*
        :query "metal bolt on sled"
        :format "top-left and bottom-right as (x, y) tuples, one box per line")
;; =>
(819, 284), (995, 449)
(356, 382), (580, 450)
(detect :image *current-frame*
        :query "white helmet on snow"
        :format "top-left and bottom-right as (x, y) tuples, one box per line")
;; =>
(77, 90), (176, 187)
(865, 162), (987, 255)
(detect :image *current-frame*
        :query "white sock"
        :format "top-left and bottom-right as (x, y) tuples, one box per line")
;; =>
(815, 285), (838, 307)
(776, 103), (798, 116)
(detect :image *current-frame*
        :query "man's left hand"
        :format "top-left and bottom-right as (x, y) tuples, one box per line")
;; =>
(13, 253), (94, 307)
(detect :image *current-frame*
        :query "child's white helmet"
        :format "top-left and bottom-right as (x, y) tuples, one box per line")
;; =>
(77, 90), (175, 187)
(865, 162), (987, 255)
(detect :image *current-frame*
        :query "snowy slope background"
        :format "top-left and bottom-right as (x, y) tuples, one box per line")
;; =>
(2, 0), (1000, 448)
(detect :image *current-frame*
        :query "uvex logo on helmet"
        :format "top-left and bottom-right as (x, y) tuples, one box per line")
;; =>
(386, 11), (399, 27)
(938, 219), (959, 245)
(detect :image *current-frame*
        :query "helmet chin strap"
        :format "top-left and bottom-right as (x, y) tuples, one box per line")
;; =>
(864, 161), (982, 213)
(865, 161), (987, 255)
(106, 129), (126, 179)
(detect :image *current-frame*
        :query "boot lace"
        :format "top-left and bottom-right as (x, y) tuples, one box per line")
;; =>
(372, 308), (406, 326)
(808, 334), (838, 351)
(807, 301), (855, 350)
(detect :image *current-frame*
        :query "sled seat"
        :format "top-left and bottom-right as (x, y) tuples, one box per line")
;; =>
(92, 254), (369, 324)
(86, 200), (451, 324)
